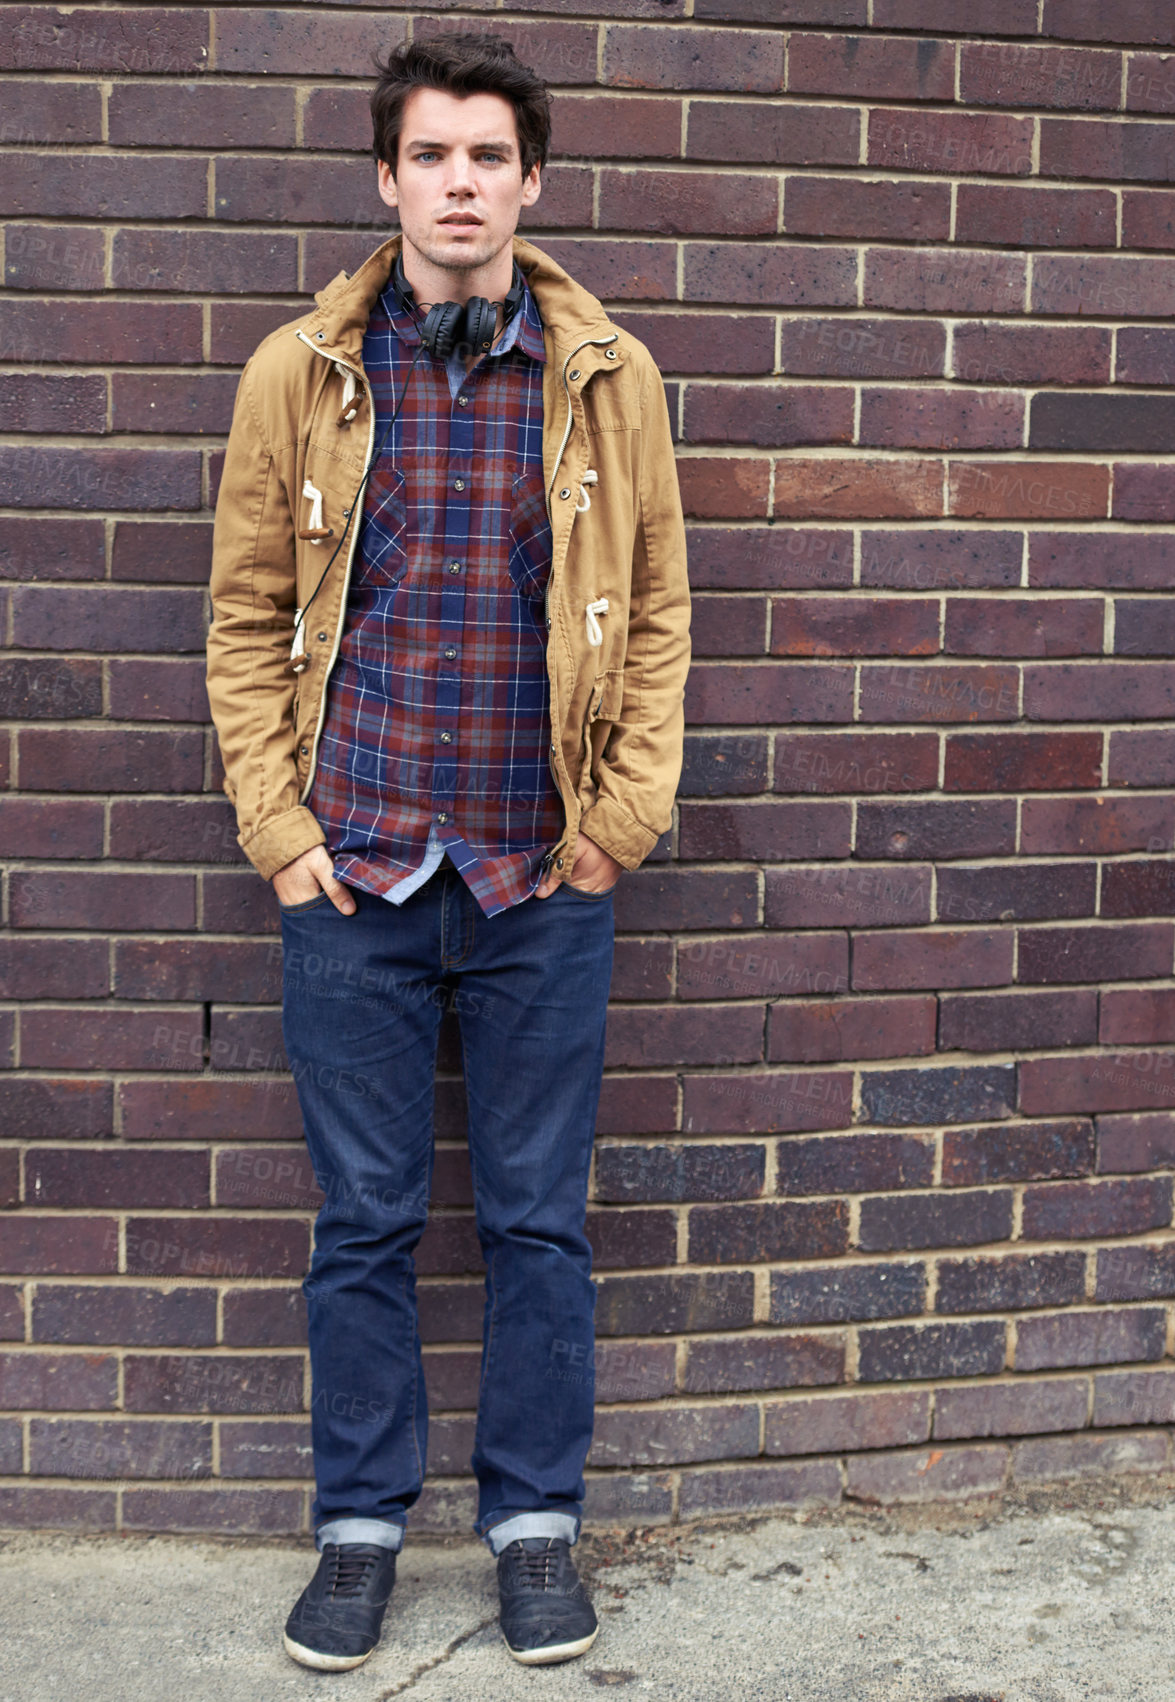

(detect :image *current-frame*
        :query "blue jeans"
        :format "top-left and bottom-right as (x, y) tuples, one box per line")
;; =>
(277, 859), (615, 1557)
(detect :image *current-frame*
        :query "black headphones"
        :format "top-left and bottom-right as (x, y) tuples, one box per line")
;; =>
(391, 253), (526, 361)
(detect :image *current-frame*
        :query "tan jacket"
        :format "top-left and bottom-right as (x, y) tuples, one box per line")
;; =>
(206, 231), (691, 885)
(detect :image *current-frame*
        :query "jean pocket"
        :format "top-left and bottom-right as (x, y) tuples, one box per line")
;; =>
(277, 890), (334, 914)
(558, 878), (617, 902)
(507, 469), (554, 602)
(357, 464), (408, 588)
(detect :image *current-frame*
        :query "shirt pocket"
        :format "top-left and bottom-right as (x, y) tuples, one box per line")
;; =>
(356, 464), (408, 589)
(507, 469), (554, 602)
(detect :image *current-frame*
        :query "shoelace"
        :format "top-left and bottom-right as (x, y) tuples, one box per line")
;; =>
(512, 1542), (560, 1589)
(325, 1545), (383, 1598)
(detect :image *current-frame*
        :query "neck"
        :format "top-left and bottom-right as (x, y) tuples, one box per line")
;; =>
(398, 235), (515, 314)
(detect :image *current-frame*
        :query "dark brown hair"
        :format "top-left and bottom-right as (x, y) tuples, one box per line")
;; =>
(369, 33), (552, 180)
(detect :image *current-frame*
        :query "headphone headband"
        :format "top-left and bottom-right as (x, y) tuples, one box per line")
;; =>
(391, 254), (526, 361)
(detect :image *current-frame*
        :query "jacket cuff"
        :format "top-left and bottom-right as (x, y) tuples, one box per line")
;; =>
(577, 797), (661, 870)
(240, 806), (327, 882)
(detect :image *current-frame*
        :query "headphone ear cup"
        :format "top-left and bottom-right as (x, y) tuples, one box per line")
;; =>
(463, 295), (498, 358)
(423, 300), (465, 360)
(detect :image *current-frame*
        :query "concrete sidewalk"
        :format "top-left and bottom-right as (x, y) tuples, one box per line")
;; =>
(3, 1471), (1175, 1701)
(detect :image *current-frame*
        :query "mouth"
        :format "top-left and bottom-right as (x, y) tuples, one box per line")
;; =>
(439, 214), (483, 229)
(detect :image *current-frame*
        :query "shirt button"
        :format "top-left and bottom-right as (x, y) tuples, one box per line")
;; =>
(440, 731), (453, 744)
(448, 560), (461, 573)
(443, 647), (457, 659)
(457, 395), (469, 407)
(559, 488), (571, 500)
(454, 478), (466, 492)
(437, 812), (449, 824)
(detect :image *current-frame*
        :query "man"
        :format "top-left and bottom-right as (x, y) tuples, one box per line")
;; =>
(206, 31), (690, 1675)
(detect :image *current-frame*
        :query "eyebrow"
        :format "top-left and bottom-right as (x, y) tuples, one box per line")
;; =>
(406, 137), (516, 151)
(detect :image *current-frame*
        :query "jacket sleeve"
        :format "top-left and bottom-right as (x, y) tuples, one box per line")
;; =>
(205, 355), (327, 881)
(578, 353), (691, 870)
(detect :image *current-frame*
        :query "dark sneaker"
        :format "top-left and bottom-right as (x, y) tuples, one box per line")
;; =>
(496, 1536), (599, 1665)
(283, 1541), (398, 1671)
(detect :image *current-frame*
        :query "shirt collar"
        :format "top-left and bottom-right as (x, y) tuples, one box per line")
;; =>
(381, 269), (545, 365)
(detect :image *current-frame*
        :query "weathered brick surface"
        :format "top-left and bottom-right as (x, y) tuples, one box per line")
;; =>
(4, 1), (1175, 1542)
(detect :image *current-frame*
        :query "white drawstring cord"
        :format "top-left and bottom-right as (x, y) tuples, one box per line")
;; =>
(585, 597), (609, 647)
(336, 363), (359, 423)
(301, 477), (326, 543)
(576, 469), (598, 512)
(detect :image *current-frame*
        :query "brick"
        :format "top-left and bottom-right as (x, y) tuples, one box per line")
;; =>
(775, 458), (945, 521)
(1041, 0), (1175, 47)
(1098, 1112), (1175, 1174)
(124, 1352), (304, 1415)
(1096, 1241), (1175, 1300)
(684, 1331), (844, 1395)
(0, 1218), (118, 1276)
(1121, 191), (1175, 249)
(854, 1062), (1008, 1116)
(1021, 924), (1174, 985)
(219, 1419), (311, 1478)
(0, 372), (105, 434)
(1034, 255), (1175, 318)
(939, 862), (1096, 924)
(595, 1142), (766, 1203)
(841, 1436), (1008, 1504)
(124, 1216), (308, 1282)
(864, 528), (1023, 590)
(583, 1472), (673, 1525)
(774, 730), (939, 794)
(3, 154), (206, 222)
(119, 1077), (303, 1142)
(943, 1118), (1096, 1185)
(687, 661), (853, 728)
(1015, 1306), (1167, 1370)
(940, 990), (1098, 1052)
(4, 224), (106, 293)
(944, 732), (1102, 791)
(112, 519), (212, 584)
(1102, 861), (1175, 917)
(1021, 1176), (1172, 1238)
(0, 936), (109, 1000)
(594, 1272), (755, 1335)
(1034, 393), (1175, 454)
(1026, 661), (1175, 721)
(3, 7), (208, 71)
(29, 1417), (212, 1480)
(679, 799), (850, 860)
(786, 177), (951, 242)
(688, 1199), (849, 1264)
(677, 1460), (841, 1517)
(21, 1008), (203, 1071)
(771, 594), (939, 656)
(1116, 464), (1175, 522)
(771, 1261), (926, 1324)
(1022, 796), (1175, 853)
(552, 95), (681, 159)
(605, 24), (784, 92)
(683, 242), (857, 308)
(876, 0), (1038, 29)
(0, 1078), (112, 1141)
(776, 1131), (935, 1194)
(1021, 1051), (1175, 1115)
(698, 0), (863, 16)
(1110, 729), (1175, 786)
(0, 1349), (117, 1408)
(689, 99), (859, 166)
(0, 1487), (116, 1530)
(1, 81), (102, 145)
(956, 184), (1118, 249)
(591, 1401), (760, 1466)
(788, 33), (956, 101)
(0, 445), (200, 513)
(857, 1321), (1008, 1381)
(222, 1288), (307, 1348)
(769, 994), (936, 1063)
(616, 310), (775, 374)
(9, 871), (197, 933)
(936, 1250), (1088, 1313)
(1033, 532), (1175, 591)
(765, 862), (931, 928)
(599, 168), (777, 236)
(683, 1071), (855, 1136)
(678, 932), (848, 1001)
(851, 660), (1014, 721)
(1015, 1429), (1169, 1482)
(1093, 1368), (1175, 1426)
(110, 81), (296, 150)
(682, 384), (853, 448)
(861, 387), (1025, 451)
(869, 107), (1033, 175)
(950, 461), (1109, 521)
(853, 931), (1014, 991)
(934, 1377), (1089, 1440)
(0, 515), (105, 580)
(954, 324), (1111, 388)
(961, 41), (1124, 111)
(690, 592), (768, 656)
(25, 1147), (210, 1210)
(1040, 119), (1175, 183)
(765, 1388), (930, 1456)
(865, 247), (1027, 315)
(122, 1487), (303, 1535)
(858, 1190), (1014, 1252)
(781, 317), (945, 381)
(1101, 990), (1175, 1047)
(0, 657), (103, 719)
(32, 1285), (216, 1347)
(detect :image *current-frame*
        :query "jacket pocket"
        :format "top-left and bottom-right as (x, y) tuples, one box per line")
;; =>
(356, 464), (408, 588)
(507, 469), (554, 602)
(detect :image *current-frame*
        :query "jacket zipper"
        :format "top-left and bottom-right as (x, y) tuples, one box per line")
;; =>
(292, 330), (375, 803)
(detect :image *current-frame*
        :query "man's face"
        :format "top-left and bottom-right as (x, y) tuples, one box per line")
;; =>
(376, 87), (541, 277)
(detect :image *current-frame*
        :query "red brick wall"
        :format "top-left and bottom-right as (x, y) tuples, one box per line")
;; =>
(4, 0), (1175, 1538)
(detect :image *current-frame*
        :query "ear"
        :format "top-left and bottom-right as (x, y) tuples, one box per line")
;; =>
(376, 159), (398, 210)
(520, 162), (541, 210)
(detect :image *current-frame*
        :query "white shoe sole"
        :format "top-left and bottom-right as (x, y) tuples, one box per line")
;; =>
(505, 1622), (600, 1665)
(282, 1630), (375, 1671)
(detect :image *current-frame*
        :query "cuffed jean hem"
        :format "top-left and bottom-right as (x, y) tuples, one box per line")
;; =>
(483, 1512), (581, 1555)
(315, 1517), (405, 1553)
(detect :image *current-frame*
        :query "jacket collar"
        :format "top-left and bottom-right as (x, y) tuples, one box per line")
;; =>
(301, 232), (617, 371)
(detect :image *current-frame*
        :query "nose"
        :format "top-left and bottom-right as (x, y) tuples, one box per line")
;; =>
(445, 150), (477, 198)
